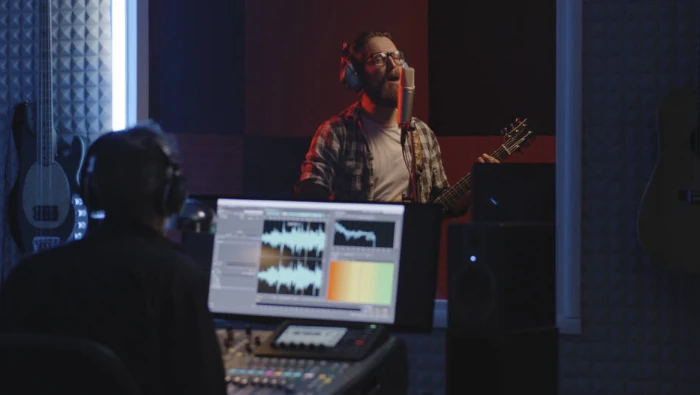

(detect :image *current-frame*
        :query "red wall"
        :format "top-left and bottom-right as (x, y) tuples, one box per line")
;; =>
(244, 0), (430, 136)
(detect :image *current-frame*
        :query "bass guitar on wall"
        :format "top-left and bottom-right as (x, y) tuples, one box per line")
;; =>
(8, 0), (89, 254)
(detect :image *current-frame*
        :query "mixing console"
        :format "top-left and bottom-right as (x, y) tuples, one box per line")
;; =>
(217, 324), (407, 395)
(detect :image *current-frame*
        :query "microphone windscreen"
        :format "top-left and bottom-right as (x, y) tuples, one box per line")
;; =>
(401, 66), (415, 89)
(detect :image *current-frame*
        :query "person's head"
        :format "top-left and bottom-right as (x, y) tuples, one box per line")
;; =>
(79, 121), (188, 230)
(347, 31), (406, 107)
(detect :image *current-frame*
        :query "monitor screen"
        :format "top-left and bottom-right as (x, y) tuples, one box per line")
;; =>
(208, 199), (406, 324)
(183, 197), (443, 331)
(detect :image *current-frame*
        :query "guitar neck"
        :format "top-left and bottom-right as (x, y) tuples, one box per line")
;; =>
(39, 0), (55, 166)
(435, 143), (515, 211)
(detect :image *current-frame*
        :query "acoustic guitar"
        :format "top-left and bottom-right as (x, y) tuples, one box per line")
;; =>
(637, 25), (700, 272)
(637, 85), (700, 272)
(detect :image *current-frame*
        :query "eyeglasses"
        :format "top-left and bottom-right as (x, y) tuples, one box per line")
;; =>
(364, 51), (405, 66)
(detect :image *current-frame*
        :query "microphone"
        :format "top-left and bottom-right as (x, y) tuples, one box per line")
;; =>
(397, 65), (415, 128)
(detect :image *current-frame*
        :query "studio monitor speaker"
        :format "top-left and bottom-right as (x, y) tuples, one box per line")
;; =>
(446, 222), (557, 395)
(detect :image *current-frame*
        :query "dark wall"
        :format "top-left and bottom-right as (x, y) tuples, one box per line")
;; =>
(428, 0), (556, 136)
(149, 0), (245, 136)
(559, 1), (700, 394)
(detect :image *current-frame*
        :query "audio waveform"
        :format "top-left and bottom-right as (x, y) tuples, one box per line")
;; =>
(257, 260), (323, 296)
(333, 220), (396, 248)
(261, 220), (326, 258)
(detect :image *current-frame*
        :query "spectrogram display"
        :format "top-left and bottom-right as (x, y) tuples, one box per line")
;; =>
(258, 220), (326, 296)
(327, 261), (395, 305)
(333, 220), (395, 248)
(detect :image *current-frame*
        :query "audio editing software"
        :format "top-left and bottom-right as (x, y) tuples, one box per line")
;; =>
(208, 199), (405, 323)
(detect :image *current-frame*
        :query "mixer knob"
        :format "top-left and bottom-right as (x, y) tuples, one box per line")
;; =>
(225, 324), (234, 342)
(254, 335), (261, 346)
(245, 342), (253, 353)
(279, 379), (287, 388)
(252, 377), (261, 386)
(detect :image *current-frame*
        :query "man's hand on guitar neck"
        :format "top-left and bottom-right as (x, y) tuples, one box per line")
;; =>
(444, 153), (500, 216)
(477, 153), (500, 164)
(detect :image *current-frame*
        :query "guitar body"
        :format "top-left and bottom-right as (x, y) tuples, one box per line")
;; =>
(8, 101), (89, 253)
(637, 86), (700, 272)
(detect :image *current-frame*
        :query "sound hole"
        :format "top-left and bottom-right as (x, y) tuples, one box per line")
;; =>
(456, 264), (497, 325)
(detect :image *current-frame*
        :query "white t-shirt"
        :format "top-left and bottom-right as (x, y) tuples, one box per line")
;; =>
(361, 115), (411, 202)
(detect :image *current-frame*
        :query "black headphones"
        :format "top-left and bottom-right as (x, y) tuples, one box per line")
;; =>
(339, 39), (410, 91)
(79, 128), (188, 218)
(339, 41), (363, 91)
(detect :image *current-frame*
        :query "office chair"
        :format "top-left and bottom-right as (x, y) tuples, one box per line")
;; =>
(0, 333), (142, 395)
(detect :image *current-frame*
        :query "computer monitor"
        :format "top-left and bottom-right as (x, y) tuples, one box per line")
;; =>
(183, 196), (442, 332)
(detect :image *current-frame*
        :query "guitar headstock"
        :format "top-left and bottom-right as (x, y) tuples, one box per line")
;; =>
(500, 117), (535, 154)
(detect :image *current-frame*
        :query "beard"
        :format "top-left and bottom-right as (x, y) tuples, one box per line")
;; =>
(364, 79), (399, 108)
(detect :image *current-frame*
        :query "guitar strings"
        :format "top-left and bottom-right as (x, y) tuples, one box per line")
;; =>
(436, 120), (529, 208)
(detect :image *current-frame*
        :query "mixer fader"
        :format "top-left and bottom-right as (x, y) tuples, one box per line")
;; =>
(217, 322), (407, 395)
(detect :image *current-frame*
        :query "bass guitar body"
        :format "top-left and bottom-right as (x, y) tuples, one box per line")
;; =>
(8, 101), (89, 253)
(637, 86), (700, 272)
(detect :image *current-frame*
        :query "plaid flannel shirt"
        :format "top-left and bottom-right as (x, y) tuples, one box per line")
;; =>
(297, 101), (451, 206)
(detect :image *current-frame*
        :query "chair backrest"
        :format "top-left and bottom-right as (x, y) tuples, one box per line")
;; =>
(0, 333), (143, 395)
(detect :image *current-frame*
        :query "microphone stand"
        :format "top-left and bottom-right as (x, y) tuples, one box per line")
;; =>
(400, 121), (418, 203)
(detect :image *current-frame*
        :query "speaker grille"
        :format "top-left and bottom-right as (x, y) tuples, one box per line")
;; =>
(453, 262), (497, 328)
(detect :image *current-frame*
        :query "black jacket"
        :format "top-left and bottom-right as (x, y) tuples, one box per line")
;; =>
(0, 221), (226, 395)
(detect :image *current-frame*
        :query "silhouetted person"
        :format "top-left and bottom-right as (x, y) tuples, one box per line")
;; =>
(0, 122), (226, 395)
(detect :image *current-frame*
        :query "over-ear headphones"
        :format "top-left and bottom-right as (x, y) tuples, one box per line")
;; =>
(79, 128), (188, 218)
(339, 41), (363, 91)
(339, 40), (410, 92)
(153, 135), (188, 217)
